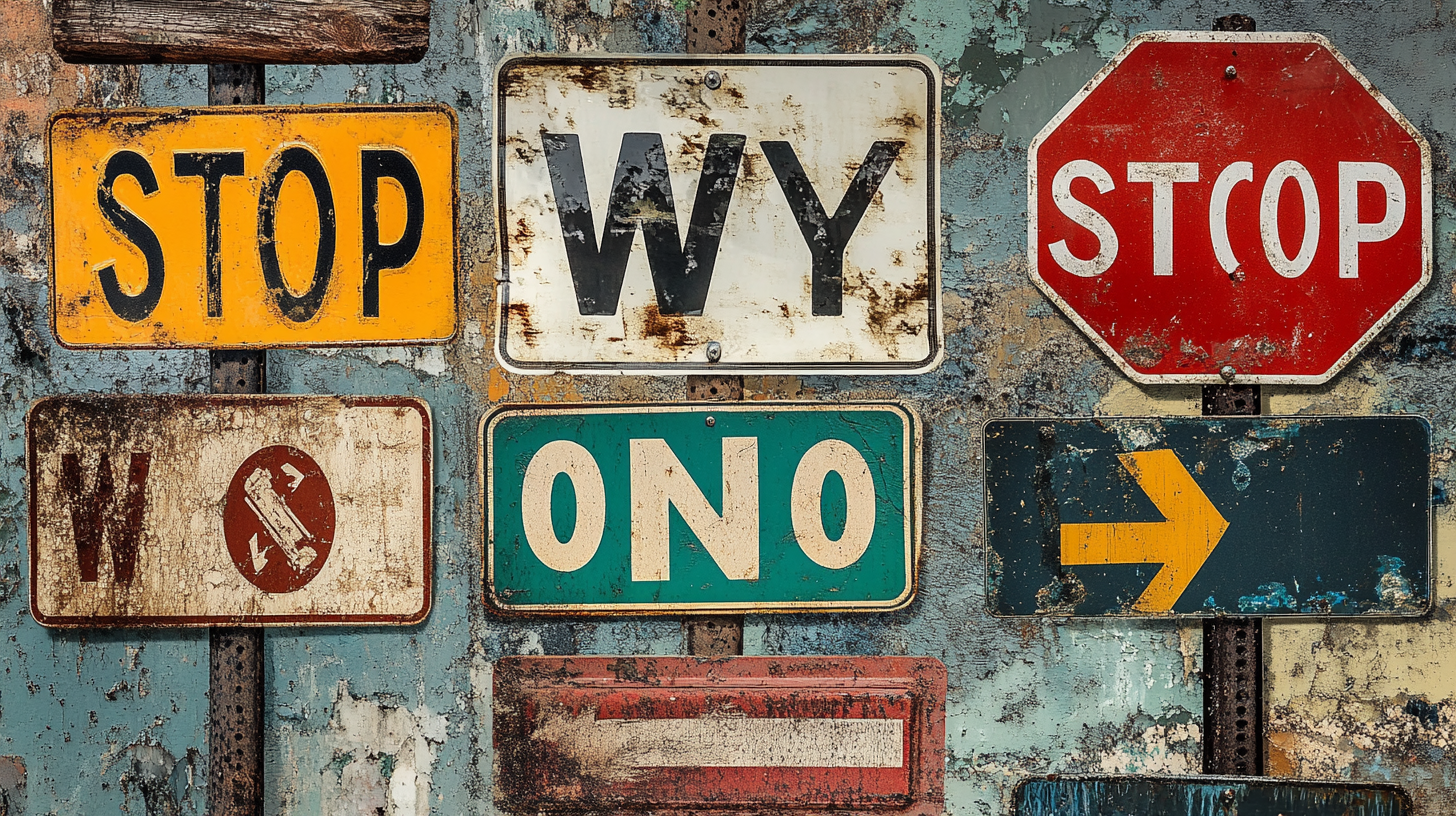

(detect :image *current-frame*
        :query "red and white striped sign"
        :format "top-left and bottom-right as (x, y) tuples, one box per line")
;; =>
(492, 656), (946, 816)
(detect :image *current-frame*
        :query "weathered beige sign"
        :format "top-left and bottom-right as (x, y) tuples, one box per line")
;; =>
(495, 55), (941, 374)
(28, 396), (431, 627)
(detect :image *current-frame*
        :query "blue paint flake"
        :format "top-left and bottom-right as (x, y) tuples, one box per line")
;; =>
(1300, 591), (1351, 614)
(1232, 460), (1252, 491)
(1238, 582), (1298, 613)
(1376, 555), (1416, 609)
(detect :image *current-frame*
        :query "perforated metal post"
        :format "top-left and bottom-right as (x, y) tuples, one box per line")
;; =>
(206, 63), (266, 816)
(683, 0), (749, 657)
(685, 0), (746, 55)
(1202, 382), (1264, 778)
(1201, 381), (1264, 776)
(1201, 12), (1265, 779)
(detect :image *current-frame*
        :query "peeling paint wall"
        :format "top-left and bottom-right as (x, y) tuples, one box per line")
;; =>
(2, 0), (1456, 814)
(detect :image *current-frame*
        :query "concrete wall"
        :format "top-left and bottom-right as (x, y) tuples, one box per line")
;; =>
(1, 0), (1453, 813)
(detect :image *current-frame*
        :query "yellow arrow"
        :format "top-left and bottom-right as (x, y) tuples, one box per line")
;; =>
(1060, 449), (1229, 613)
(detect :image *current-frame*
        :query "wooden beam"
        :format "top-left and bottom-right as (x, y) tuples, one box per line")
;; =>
(53, 0), (430, 65)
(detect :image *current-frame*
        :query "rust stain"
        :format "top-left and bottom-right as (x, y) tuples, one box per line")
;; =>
(508, 302), (541, 347)
(882, 110), (923, 131)
(1122, 330), (1172, 368)
(498, 66), (530, 99)
(863, 270), (930, 347)
(510, 216), (535, 260)
(562, 63), (612, 92)
(639, 303), (695, 350)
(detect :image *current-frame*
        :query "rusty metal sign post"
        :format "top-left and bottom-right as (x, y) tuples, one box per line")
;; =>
(49, 104), (458, 348)
(682, 0), (752, 657)
(483, 403), (920, 614)
(494, 656), (947, 816)
(207, 63), (267, 816)
(493, 53), (941, 374)
(1028, 31), (1431, 384)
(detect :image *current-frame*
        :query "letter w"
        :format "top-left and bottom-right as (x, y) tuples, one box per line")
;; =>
(542, 132), (746, 316)
(60, 453), (151, 584)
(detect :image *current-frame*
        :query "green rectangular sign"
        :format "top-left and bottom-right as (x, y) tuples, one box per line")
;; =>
(1015, 776), (1410, 816)
(985, 416), (1431, 617)
(483, 403), (919, 613)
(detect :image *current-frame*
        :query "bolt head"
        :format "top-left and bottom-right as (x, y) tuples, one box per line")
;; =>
(706, 340), (723, 362)
(705, 415), (716, 428)
(704, 70), (722, 90)
(1220, 365), (1237, 382)
(1225, 65), (1238, 79)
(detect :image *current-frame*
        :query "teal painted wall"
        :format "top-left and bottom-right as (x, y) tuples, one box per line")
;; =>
(1, 1), (1453, 813)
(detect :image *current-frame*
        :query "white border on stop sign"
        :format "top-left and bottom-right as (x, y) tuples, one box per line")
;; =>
(1026, 31), (1434, 386)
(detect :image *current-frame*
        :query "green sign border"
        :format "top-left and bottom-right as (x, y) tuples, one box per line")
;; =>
(480, 401), (921, 614)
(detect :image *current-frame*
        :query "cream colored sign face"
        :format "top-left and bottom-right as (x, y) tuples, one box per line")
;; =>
(495, 56), (940, 373)
(28, 396), (431, 626)
(49, 105), (457, 348)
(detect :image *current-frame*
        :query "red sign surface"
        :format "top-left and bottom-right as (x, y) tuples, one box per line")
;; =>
(1029, 32), (1431, 384)
(493, 656), (946, 816)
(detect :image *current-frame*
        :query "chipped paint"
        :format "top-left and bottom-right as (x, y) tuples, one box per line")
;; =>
(28, 396), (432, 626)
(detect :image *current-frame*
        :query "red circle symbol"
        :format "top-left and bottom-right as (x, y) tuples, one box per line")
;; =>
(224, 445), (335, 593)
(1030, 33), (1430, 383)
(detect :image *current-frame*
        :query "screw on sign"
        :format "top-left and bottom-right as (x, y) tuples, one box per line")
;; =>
(1029, 32), (1432, 384)
(223, 446), (334, 593)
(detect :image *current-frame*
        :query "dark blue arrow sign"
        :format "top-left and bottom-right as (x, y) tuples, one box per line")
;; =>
(985, 417), (1431, 617)
(1015, 776), (1410, 816)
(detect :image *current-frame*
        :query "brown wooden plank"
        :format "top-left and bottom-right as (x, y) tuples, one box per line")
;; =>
(52, 0), (430, 64)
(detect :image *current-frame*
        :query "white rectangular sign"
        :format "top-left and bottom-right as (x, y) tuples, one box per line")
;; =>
(494, 55), (941, 374)
(28, 396), (431, 626)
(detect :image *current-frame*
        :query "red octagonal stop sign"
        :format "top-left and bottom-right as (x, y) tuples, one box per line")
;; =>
(1030, 32), (1431, 384)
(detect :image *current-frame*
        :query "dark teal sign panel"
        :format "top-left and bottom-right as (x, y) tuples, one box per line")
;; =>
(1015, 776), (1410, 816)
(985, 417), (1431, 617)
(484, 403), (918, 613)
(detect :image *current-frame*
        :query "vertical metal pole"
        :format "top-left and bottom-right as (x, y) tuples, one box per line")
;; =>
(683, 0), (749, 657)
(1203, 11), (1264, 778)
(1202, 381), (1264, 776)
(206, 63), (266, 816)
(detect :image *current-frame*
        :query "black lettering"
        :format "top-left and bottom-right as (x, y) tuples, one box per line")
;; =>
(361, 149), (425, 318)
(96, 151), (165, 322)
(174, 151), (246, 318)
(60, 452), (151, 585)
(258, 146), (335, 323)
(761, 140), (903, 316)
(542, 132), (745, 316)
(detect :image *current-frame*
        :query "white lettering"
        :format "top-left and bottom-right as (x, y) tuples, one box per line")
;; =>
(1127, 162), (1199, 277)
(521, 440), (606, 573)
(791, 439), (876, 569)
(1339, 161), (1405, 279)
(629, 437), (759, 582)
(1049, 160), (1119, 277)
(1209, 161), (1253, 276)
(1259, 160), (1320, 278)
